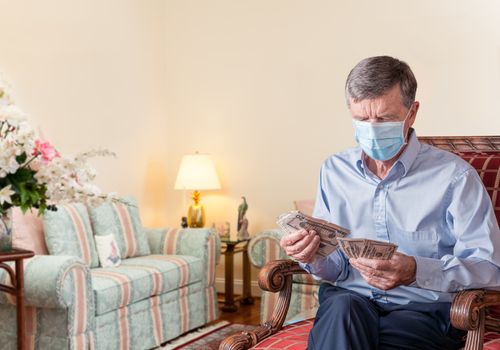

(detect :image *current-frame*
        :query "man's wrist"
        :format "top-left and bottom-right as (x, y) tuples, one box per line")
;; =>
(405, 256), (417, 286)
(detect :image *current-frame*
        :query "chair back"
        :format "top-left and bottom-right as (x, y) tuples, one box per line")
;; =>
(419, 136), (500, 224)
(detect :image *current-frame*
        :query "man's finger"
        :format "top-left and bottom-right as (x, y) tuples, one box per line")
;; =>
(286, 231), (317, 254)
(300, 235), (321, 259)
(288, 235), (320, 263)
(280, 229), (308, 247)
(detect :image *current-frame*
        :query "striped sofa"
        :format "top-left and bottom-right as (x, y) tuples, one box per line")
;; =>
(0, 201), (220, 349)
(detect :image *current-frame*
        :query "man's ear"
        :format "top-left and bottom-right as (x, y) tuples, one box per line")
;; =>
(408, 101), (420, 127)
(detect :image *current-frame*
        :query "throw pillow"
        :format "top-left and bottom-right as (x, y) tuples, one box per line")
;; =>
(43, 203), (99, 267)
(12, 207), (49, 255)
(95, 234), (122, 267)
(293, 200), (315, 216)
(88, 198), (150, 258)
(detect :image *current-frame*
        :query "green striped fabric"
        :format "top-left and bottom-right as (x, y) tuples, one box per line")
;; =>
(43, 203), (99, 267)
(89, 198), (151, 258)
(91, 255), (202, 315)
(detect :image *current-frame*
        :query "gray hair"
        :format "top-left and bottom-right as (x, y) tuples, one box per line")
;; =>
(345, 56), (417, 108)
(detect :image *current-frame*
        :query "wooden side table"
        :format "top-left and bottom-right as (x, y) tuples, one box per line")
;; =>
(219, 238), (254, 312)
(0, 249), (35, 350)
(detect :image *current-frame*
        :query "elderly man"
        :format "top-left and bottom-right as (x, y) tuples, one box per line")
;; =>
(280, 56), (500, 350)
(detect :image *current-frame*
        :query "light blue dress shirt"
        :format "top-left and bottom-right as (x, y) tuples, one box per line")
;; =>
(301, 129), (500, 304)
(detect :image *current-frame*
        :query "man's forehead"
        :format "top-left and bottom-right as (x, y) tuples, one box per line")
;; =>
(349, 91), (406, 116)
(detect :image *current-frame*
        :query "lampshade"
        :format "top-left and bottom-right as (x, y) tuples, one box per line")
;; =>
(174, 153), (221, 190)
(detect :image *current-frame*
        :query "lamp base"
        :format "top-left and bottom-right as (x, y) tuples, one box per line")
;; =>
(187, 203), (206, 228)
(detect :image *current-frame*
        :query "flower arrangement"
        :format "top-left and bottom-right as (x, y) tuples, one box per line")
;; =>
(0, 77), (116, 250)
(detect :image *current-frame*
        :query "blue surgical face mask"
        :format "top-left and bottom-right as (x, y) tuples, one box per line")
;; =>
(352, 110), (410, 161)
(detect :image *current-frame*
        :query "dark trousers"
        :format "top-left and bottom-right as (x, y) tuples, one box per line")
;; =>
(307, 284), (465, 350)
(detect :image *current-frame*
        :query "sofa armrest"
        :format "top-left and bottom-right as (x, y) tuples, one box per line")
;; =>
(248, 229), (288, 268)
(0, 255), (92, 309)
(144, 227), (221, 286)
(219, 259), (308, 350)
(144, 228), (172, 255)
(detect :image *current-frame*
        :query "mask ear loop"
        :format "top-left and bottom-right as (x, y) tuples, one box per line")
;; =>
(401, 103), (414, 146)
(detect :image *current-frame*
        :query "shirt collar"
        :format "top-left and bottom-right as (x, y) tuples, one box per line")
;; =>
(397, 128), (420, 177)
(355, 128), (421, 178)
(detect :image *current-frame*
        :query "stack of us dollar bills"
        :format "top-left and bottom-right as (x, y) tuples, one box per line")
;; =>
(277, 211), (397, 260)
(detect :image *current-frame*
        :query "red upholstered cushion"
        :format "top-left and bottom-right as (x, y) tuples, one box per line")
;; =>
(484, 332), (500, 350)
(458, 152), (500, 320)
(250, 319), (313, 350)
(457, 152), (500, 224)
(249, 319), (500, 350)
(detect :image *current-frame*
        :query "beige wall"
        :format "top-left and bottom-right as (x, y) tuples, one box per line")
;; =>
(1, 0), (500, 292)
(0, 0), (169, 225)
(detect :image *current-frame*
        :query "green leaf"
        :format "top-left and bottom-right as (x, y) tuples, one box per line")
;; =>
(16, 152), (27, 164)
(19, 184), (29, 205)
(8, 168), (34, 183)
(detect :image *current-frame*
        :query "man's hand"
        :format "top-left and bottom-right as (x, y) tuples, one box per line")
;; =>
(279, 229), (320, 263)
(349, 252), (416, 290)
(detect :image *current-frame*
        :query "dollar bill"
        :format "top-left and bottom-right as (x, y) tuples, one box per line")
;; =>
(276, 211), (350, 257)
(337, 237), (397, 260)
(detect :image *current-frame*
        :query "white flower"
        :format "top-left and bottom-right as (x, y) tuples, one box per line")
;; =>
(0, 105), (28, 123)
(1, 76), (118, 212)
(0, 140), (20, 175)
(0, 185), (15, 205)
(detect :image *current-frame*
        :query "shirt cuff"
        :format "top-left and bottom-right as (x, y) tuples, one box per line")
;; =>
(414, 256), (444, 290)
(299, 256), (327, 280)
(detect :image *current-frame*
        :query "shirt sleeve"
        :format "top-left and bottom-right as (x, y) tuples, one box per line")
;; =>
(415, 168), (500, 292)
(300, 163), (350, 282)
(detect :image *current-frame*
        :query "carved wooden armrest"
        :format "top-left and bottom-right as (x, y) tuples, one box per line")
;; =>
(219, 259), (308, 350)
(450, 289), (500, 350)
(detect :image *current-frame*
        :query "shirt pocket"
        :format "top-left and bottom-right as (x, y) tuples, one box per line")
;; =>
(388, 226), (439, 258)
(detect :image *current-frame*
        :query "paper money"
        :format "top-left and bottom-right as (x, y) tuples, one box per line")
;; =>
(337, 237), (397, 260)
(276, 211), (350, 257)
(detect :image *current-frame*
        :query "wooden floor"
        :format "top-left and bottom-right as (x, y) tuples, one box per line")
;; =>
(217, 295), (262, 325)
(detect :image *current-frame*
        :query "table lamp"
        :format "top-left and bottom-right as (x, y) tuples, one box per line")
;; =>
(174, 153), (221, 228)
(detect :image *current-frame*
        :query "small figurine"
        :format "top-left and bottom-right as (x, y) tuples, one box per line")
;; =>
(237, 196), (248, 231)
(237, 196), (249, 240)
(181, 216), (188, 228)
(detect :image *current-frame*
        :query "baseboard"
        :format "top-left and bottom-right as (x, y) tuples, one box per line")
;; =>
(215, 277), (262, 297)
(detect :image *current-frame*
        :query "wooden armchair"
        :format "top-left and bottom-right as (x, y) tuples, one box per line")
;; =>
(220, 136), (500, 350)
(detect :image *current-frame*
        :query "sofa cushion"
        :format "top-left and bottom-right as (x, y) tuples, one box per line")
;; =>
(89, 198), (151, 258)
(43, 203), (99, 267)
(90, 254), (202, 315)
(293, 200), (315, 217)
(12, 207), (48, 255)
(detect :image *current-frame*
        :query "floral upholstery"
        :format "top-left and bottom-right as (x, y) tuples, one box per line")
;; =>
(0, 205), (220, 350)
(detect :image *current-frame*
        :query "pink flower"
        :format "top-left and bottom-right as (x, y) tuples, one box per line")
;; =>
(32, 139), (60, 164)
